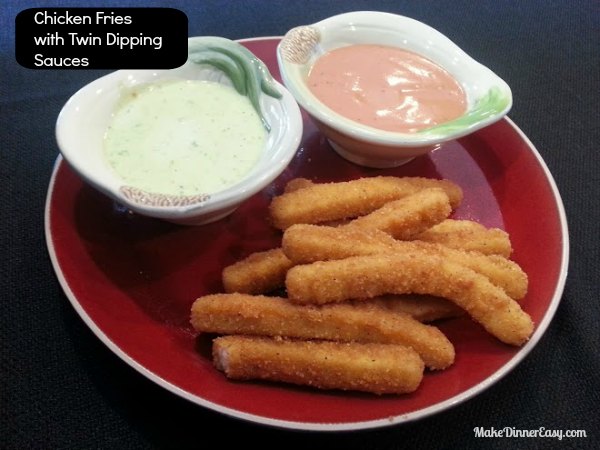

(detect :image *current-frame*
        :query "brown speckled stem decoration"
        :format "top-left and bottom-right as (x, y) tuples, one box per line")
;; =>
(120, 186), (210, 208)
(279, 26), (320, 64)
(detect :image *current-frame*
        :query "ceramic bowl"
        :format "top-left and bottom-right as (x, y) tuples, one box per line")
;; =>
(56, 37), (303, 225)
(277, 11), (512, 168)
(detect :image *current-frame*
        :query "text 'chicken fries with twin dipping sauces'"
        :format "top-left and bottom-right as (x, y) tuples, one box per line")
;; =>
(190, 176), (533, 395)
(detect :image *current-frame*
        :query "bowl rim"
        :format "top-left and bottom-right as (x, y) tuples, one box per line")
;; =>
(55, 37), (303, 220)
(277, 11), (512, 147)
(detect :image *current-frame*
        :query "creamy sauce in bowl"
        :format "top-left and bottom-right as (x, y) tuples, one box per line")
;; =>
(104, 79), (266, 196)
(307, 44), (467, 133)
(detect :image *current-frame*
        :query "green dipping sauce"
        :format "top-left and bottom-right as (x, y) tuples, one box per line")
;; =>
(104, 79), (266, 196)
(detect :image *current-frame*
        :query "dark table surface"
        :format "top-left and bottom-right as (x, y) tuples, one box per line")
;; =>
(2, 1), (598, 449)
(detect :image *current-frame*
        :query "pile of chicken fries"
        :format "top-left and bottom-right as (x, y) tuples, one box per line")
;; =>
(191, 176), (532, 395)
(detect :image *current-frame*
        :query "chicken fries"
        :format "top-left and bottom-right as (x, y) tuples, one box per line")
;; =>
(286, 253), (533, 346)
(191, 175), (533, 395)
(269, 176), (463, 230)
(282, 224), (527, 299)
(351, 294), (464, 323)
(413, 219), (513, 257)
(191, 293), (455, 369)
(213, 336), (424, 395)
(347, 187), (452, 239)
(222, 248), (293, 294)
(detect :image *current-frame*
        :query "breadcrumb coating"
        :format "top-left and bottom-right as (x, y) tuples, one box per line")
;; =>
(191, 293), (455, 369)
(269, 176), (463, 230)
(213, 335), (425, 395)
(286, 253), (533, 346)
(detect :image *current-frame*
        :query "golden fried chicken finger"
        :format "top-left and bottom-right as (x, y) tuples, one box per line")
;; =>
(222, 248), (293, 294)
(285, 254), (534, 346)
(282, 224), (398, 263)
(285, 178), (355, 226)
(403, 177), (463, 208)
(212, 336), (424, 395)
(348, 188), (452, 239)
(282, 224), (527, 299)
(354, 294), (464, 323)
(401, 241), (528, 300)
(191, 293), (455, 369)
(413, 219), (512, 257)
(269, 176), (462, 230)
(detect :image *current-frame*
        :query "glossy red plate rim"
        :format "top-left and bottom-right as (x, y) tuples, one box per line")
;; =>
(45, 37), (569, 431)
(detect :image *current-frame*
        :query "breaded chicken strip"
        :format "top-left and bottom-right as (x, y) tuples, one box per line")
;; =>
(413, 219), (512, 257)
(269, 176), (463, 230)
(347, 188), (452, 239)
(191, 293), (455, 370)
(222, 248), (293, 294)
(282, 224), (527, 299)
(212, 336), (424, 395)
(285, 254), (534, 346)
(354, 294), (464, 323)
(282, 224), (397, 262)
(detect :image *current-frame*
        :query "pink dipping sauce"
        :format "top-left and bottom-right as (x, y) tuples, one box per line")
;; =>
(308, 44), (467, 133)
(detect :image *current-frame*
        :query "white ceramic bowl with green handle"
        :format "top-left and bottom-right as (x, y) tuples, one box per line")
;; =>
(277, 11), (512, 168)
(57, 37), (303, 225)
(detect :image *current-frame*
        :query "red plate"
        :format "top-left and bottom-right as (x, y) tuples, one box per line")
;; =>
(45, 38), (568, 430)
